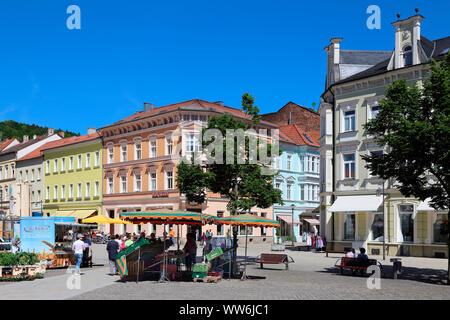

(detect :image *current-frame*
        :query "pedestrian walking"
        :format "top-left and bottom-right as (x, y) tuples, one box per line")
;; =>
(106, 235), (120, 275)
(72, 234), (85, 275)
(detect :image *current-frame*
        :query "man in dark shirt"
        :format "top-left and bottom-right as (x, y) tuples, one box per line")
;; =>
(106, 235), (119, 275)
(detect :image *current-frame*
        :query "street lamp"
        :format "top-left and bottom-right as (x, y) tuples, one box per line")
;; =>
(376, 182), (386, 261)
(291, 204), (295, 247)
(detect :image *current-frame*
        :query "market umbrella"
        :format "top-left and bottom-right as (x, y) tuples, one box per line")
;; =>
(81, 215), (117, 224)
(110, 218), (133, 225)
(214, 213), (280, 280)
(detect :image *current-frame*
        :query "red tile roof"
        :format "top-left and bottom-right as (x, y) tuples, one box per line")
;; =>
(0, 138), (18, 151)
(103, 99), (276, 128)
(278, 124), (319, 147)
(40, 132), (102, 153)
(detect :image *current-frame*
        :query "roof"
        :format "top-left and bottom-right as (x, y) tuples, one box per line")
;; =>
(40, 132), (102, 153)
(0, 134), (51, 156)
(0, 138), (19, 151)
(17, 141), (51, 161)
(262, 101), (319, 117)
(101, 99), (276, 129)
(334, 35), (450, 86)
(278, 124), (319, 147)
(339, 50), (392, 65)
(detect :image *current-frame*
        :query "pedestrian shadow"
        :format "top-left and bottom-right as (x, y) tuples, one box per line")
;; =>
(318, 265), (448, 285)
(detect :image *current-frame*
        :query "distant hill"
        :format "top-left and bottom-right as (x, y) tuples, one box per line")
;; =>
(0, 120), (79, 142)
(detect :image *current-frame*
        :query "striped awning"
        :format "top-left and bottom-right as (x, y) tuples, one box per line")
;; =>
(120, 210), (216, 225)
(215, 213), (280, 228)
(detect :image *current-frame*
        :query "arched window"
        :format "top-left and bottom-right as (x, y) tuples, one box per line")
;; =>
(403, 46), (412, 66)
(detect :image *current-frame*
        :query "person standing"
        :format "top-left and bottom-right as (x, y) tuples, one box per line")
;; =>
(169, 228), (175, 247)
(106, 235), (120, 275)
(72, 234), (85, 275)
(183, 233), (197, 271)
(125, 236), (134, 248)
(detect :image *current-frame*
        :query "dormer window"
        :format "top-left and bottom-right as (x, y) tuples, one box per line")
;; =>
(403, 46), (412, 67)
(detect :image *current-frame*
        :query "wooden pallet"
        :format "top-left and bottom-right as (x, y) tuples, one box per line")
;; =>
(193, 276), (221, 283)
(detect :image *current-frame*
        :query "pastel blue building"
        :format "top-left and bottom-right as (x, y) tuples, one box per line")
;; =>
(273, 124), (320, 243)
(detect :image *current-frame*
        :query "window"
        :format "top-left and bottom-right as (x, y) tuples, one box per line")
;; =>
(31, 169), (35, 181)
(46, 186), (50, 200)
(191, 115), (198, 121)
(46, 161), (50, 174)
(77, 183), (82, 198)
(433, 214), (449, 243)
(11, 164), (15, 178)
(86, 153), (91, 168)
(108, 146), (114, 164)
(166, 138), (173, 155)
(4, 165), (8, 179)
(107, 177), (114, 194)
(186, 134), (199, 152)
(200, 116), (207, 122)
(150, 141), (157, 158)
(53, 185), (58, 200)
(371, 214), (384, 241)
(4, 186), (7, 200)
(239, 225), (253, 236)
(37, 190), (41, 202)
(25, 170), (28, 182)
(403, 46), (412, 67)
(121, 145), (127, 162)
(94, 181), (100, 197)
(95, 151), (100, 167)
(261, 212), (267, 236)
(69, 184), (74, 198)
(166, 171), (173, 189)
(0, 167), (2, 180)
(69, 156), (74, 170)
(120, 176), (127, 193)
(370, 105), (381, 119)
(54, 159), (58, 173)
(344, 110), (356, 132)
(300, 184), (304, 200)
(286, 184), (292, 200)
(77, 155), (82, 169)
(183, 115), (190, 121)
(150, 173), (157, 191)
(312, 157), (315, 172)
(217, 224), (224, 236)
(343, 154), (355, 179)
(135, 143), (142, 160)
(37, 168), (41, 180)
(399, 205), (414, 242)
(134, 173), (142, 192)
(61, 185), (65, 199)
(86, 182), (91, 197)
(287, 154), (292, 171)
(344, 214), (355, 240)
(61, 157), (66, 172)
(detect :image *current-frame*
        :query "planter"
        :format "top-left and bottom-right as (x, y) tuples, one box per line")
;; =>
(12, 266), (24, 276)
(26, 265), (38, 276)
(271, 244), (285, 251)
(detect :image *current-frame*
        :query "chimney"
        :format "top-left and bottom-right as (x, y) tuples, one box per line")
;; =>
(143, 103), (154, 113)
(48, 128), (54, 135)
(325, 38), (343, 88)
(87, 127), (96, 135)
(23, 135), (29, 142)
(59, 131), (65, 138)
(214, 101), (224, 106)
(33, 135), (37, 140)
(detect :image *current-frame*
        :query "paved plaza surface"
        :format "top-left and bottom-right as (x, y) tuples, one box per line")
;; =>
(0, 243), (449, 300)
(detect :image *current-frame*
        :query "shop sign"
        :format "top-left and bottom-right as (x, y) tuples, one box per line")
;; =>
(152, 192), (169, 198)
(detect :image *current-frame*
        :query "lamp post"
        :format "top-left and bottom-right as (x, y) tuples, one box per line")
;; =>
(376, 182), (386, 261)
(291, 204), (295, 247)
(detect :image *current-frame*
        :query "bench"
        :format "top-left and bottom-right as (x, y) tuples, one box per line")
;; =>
(325, 250), (345, 257)
(335, 257), (382, 276)
(255, 253), (294, 270)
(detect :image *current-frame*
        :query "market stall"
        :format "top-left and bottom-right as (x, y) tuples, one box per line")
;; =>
(120, 210), (216, 283)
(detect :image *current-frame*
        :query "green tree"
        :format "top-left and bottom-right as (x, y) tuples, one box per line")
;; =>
(176, 93), (283, 276)
(362, 54), (450, 283)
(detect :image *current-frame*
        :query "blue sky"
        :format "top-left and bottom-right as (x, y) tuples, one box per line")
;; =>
(0, 0), (448, 134)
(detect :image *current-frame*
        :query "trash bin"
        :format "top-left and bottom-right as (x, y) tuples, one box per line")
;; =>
(390, 258), (402, 279)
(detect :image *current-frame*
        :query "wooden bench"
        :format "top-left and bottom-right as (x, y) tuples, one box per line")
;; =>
(255, 253), (294, 270)
(335, 257), (382, 276)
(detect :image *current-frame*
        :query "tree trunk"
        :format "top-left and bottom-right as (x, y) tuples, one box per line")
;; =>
(447, 210), (450, 285)
(232, 226), (238, 277)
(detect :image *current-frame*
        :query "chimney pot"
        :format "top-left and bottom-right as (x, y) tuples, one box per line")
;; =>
(48, 128), (54, 135)
(23, 135), (29, 142)
(87, 127), (96, 135)
(59, 131), (65, 138)
(33, 135), (37, 140)
(143, 103), (154, 113)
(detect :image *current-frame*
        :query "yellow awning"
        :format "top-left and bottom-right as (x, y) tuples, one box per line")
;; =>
(52, 210), (97, 219)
